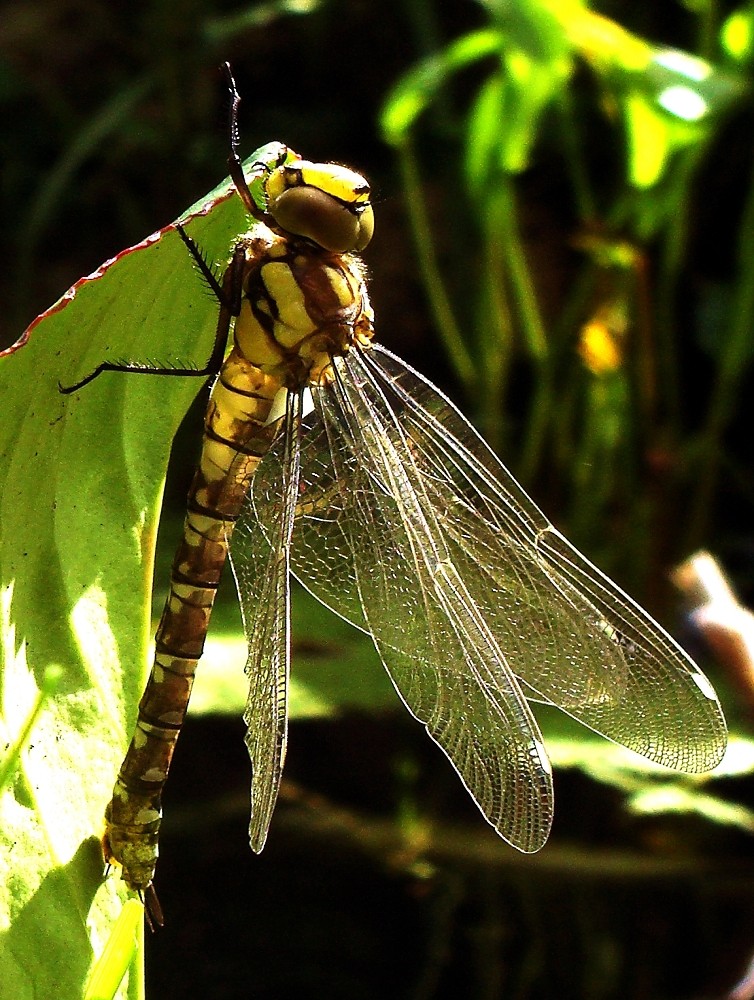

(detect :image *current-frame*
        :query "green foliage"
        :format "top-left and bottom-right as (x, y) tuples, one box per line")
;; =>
(0, 148), (284, 1000)
(83, 901), (144, 1000)
(379, 0), (752, 576)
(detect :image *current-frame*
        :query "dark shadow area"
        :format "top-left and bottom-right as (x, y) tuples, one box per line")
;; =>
(147, 714), (754, 1000)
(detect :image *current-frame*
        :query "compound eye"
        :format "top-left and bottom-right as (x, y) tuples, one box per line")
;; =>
(352, 204), (374, 252)
(270, 187), (371, 253)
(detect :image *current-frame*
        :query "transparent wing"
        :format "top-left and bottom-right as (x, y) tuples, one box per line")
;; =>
(267, 344), (725, 781)
(253, 354), (555, 853)
(356, 347), (726, 772)
(229, 392), (302, 853)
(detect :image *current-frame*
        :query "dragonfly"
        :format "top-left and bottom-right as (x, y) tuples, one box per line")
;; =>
(63, 66), (726, 915)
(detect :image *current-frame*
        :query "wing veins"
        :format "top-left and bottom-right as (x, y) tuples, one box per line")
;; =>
(231, 389), (303, 852)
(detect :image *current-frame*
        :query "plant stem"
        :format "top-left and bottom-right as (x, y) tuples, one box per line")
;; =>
(396, 141), (477, 390)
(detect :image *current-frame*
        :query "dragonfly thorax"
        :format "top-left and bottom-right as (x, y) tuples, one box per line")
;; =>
(233, 233), (374, 389)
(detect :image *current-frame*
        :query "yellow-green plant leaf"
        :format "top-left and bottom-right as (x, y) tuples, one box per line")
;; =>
(0, 142), (292, 999)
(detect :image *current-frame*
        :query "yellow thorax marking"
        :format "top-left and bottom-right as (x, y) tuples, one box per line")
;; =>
(261, 262), (316, 346)
(324, 264), (359, 307)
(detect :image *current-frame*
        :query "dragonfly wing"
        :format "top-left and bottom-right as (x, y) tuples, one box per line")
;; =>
(276, 357), (555, 852)
(367, 347), (726, 771)
(292, 345), (724, 775)
(230, 393), (302, 852)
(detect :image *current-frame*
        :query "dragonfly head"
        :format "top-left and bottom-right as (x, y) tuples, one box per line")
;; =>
(264, 159), (374, 254)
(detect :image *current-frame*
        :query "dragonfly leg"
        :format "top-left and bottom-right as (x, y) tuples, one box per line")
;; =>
(59, 237), (246, 393)
(222, 61), (286, 223)
(143, 885), (164, 931)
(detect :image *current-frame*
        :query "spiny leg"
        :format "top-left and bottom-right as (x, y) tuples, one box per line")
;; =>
(59, 233), (245, 394)
(221, 61), (287, 222)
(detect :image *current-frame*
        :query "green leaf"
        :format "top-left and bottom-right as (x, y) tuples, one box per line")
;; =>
(623, 93), (675, 189)
(627, 784), (754, 834)
(621, 48), (744, 188)
(83, 899), (144, 1000)
(498, 46), (570, 173)
(379, 29), (502, 147)
(464, 74), (506, 198)
(467, 0), (581, 174)
(0, 143), (290, 999)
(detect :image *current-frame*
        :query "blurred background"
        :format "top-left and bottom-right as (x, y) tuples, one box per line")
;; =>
(3, 0), (754, 996)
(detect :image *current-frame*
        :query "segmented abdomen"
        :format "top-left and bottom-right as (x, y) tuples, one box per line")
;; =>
(104, 344), (283, 892)
(103, 232), (373, 893)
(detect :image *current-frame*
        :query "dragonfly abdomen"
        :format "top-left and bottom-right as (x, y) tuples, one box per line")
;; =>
(104, 343), (284, 893)
(104, 222), (373, 896)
